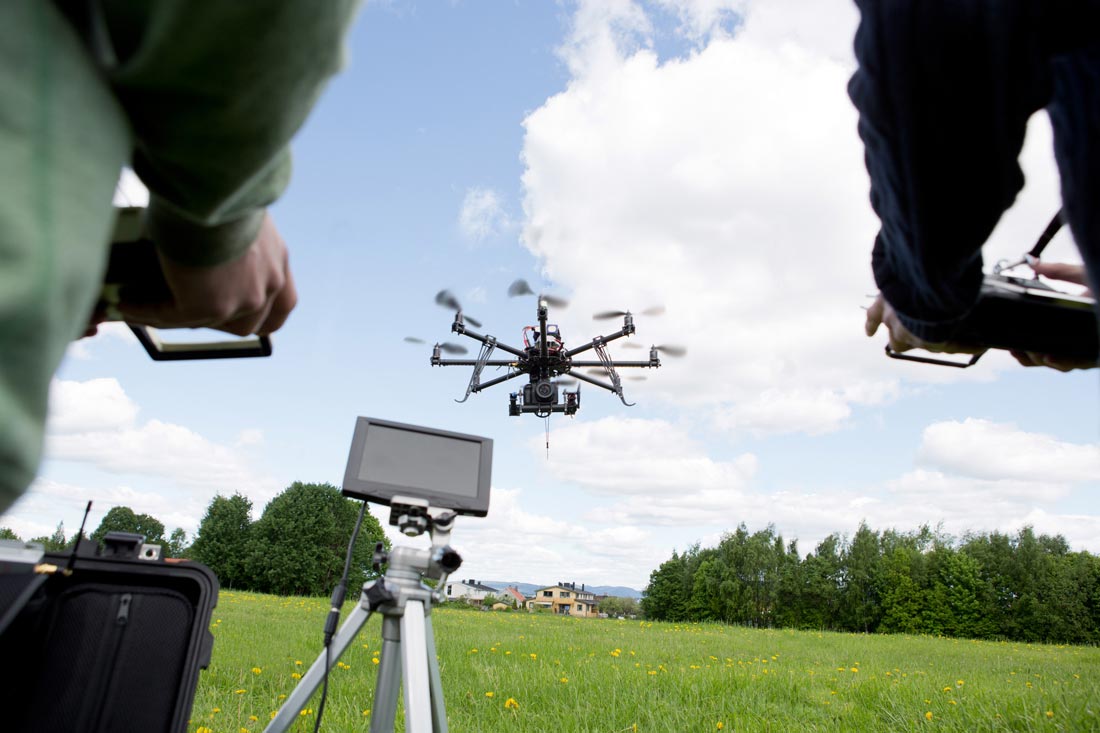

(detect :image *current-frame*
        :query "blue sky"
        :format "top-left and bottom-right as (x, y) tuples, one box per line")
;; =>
(7, 0), (1099, 590)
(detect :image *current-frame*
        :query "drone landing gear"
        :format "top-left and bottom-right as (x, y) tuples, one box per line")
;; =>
(455, 339), (497, 403)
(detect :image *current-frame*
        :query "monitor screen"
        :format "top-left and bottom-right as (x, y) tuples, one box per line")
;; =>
(341, 417), (492, 516)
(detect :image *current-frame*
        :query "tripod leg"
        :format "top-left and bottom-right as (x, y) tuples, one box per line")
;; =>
(400, 599), (433, 732)
(424, 614), (448, 733)
(263, 603), (372, 733)
(370, 616), (404, 733)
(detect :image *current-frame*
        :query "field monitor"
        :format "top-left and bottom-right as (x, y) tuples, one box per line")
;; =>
(341, 417), (492, 516)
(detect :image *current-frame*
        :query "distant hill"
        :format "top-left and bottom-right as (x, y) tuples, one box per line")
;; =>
(480, 580), (642, 599)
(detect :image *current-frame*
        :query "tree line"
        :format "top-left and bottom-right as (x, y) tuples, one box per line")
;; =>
(641, 522), (1100, 644)
(2, 482), (388, 597)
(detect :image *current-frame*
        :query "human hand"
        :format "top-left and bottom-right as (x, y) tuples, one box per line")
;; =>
(1029, 260), (1089, 289)
(864, 294), (985, 355)
(1010, 261), (1097, 371)
(118, 211), (297, 337)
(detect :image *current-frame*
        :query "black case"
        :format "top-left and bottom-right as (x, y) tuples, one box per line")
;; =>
(0, 536), (218, 733)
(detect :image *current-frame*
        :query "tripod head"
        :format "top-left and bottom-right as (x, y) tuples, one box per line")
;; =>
(375, 497), (463, 605)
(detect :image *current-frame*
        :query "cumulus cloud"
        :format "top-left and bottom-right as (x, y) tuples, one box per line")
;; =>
(403, 488), (668, 588)
(714, 387), (851, 436)
(519, 0), (1066, 438)
(458, 187), (510, 242)
(918, 419), (1100, 483)
(31, 378), (282, 531)
(521, 415), (1100, 570)
(48, 378), (139, 434)
(538, 416), (758, 496)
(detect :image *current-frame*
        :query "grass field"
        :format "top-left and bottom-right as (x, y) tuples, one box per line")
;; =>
(190, 591), (1100, 732)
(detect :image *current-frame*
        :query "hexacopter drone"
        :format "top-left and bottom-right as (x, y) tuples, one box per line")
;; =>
(406, 280), (684, 420)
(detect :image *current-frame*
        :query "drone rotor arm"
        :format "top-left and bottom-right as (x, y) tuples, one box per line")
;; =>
(563, 326), (634, 358)
(449, 324), (527, 359)
(470, 368), (529, 393)
(569, 370), (616, 393)
(569, 360), (654, 368)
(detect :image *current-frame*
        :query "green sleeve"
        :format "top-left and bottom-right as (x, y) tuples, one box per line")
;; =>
(101, 0), (361, 266)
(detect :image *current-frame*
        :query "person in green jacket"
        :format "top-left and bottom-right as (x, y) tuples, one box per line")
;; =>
(0, 0), (361, 514)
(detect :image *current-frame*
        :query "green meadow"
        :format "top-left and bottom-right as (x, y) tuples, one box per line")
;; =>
(191, 591), (1100, 733)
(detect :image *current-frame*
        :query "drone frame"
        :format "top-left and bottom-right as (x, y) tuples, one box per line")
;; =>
(430, 299), (660, 417)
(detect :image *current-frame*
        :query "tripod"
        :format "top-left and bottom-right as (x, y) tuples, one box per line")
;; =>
(264, 500), (462, 733)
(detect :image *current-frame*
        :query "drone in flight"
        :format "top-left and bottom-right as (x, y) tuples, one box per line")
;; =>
(406, 280), (684, 419)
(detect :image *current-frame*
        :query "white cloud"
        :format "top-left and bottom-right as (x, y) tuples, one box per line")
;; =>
(918, 419), (1100, 483)
(12, 378), (283, 538)
(401, 488), (667, 588)
(458, 187), (509, 242)
(46, 419), (276, 496)
(537, 416), (758, 496)
(235, 429), (265, 447)
(47, 378), (139, 434)
(519, 0), (1067, 438)
(713, 387), (851, 436)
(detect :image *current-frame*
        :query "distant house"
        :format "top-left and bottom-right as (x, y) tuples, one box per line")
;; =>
(445, 578), (498, 605)
(502, 586), (527, 608)
(526, 581), (599, 617)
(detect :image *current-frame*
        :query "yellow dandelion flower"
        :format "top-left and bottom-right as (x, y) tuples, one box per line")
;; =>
(1046, 711), (1054, 718)
(943, 686), (952, 692)
(212, 708), (221, 714)
(197, 728), (212, 733)
(948, 700), (957, 705)
(249, 716), (258, 722)
(251, 667), (262, 675)
(291, 672), (302, 679)
(295, 660), (303, 666)
(234, 688), (246, 694)
(504, 697), (519, 710)
(956, 679), (964, 686)
(850, 667), (859, 673)
(925, 712), (933, 721)
(560, 677), (568, 684)
(485, 692), (494, 698)
(529, 653), (537, 660)
(372, 658), (380, 665)
(363, 709), (371, 717)
(717, 723), (724, 730)
(240, 728), (249, 733)
(647, 670), (657, 676)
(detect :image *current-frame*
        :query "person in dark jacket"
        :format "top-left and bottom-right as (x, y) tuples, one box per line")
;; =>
(849, 0), (1100, 369)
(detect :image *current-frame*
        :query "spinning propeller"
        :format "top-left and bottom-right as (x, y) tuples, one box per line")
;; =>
(508, 279), (569, 309)
(435, 289), (482, 328)
(593, 305), (666, 319)
(619, 342), (688, 357)
(404, 337), (468, 355)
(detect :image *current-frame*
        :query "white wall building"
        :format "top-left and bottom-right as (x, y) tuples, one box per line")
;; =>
(445, 578), (499, 604)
